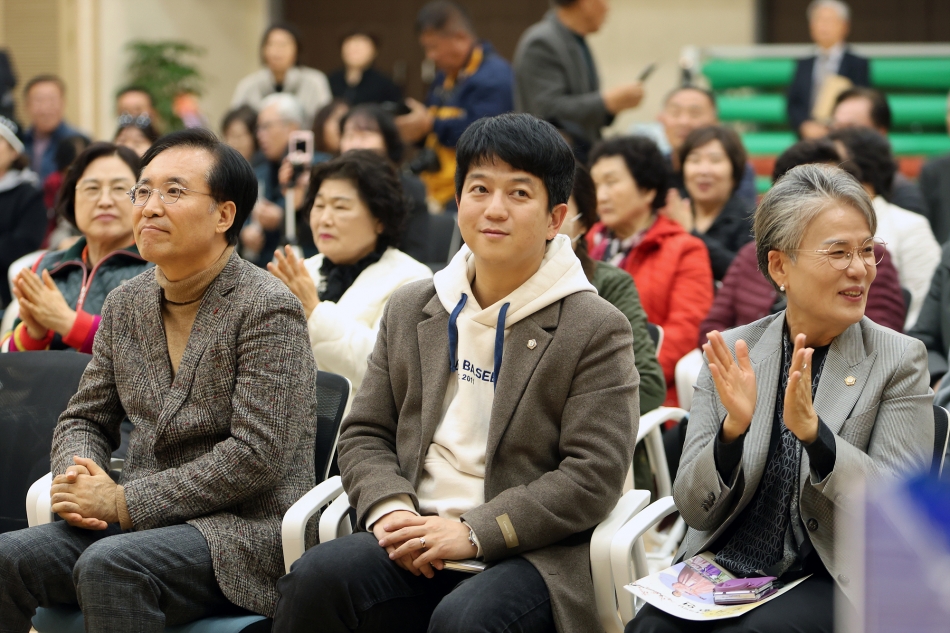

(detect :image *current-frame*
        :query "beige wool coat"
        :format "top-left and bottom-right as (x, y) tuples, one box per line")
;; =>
(338, 279), (640, 633)
(51, 251), (318, 617)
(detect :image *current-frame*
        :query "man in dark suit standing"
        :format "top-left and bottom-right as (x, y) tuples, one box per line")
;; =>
(919, 91), (950, 244)
(514, 0), (644, 146)
(787, 0), (869, 139)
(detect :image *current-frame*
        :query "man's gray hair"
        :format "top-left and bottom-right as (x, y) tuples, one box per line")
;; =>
(807, 0), (850, 21)
(754, 163), (875, 291)
(259, 93), (304, 127)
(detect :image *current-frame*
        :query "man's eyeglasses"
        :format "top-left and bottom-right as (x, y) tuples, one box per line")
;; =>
(792, 237), (887, 271)
(129, 183), (213, 207)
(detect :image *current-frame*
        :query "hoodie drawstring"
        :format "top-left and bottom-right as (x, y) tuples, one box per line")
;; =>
(448, 294), (468, 372)
(448, 294), (511, 391)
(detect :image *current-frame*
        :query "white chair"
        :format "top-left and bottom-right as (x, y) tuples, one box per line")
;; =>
(674, 348), (703, 412)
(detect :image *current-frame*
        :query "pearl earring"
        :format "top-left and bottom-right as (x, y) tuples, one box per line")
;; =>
(780, 284), (785, 292)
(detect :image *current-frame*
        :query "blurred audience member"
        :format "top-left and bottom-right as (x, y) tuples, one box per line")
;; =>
(664, 125), (754, 281)
(659, 87), (757, 208)
(268, 151), (431, 392)
(587, 135), (713, 405)
(560, 163), (666, 413)
(115, 86), (159, 128)
(113, 114), (160, 158)
(398, 1), (514, 208)
(241, 93), (303, 265)
(515, 0), (643, 145)
(908, 242), (950, 388)
(787, 0), (868, 139)
(830, 127), (940, 327)
(5, 143), (150, 353)
(22, 75), (88, 182)
(0, 49), (15, 120)
(312, 99), (349, 159)
(920, 90), (950, 244)
(0, 116), (46, 308)
(338, 104), (430, 263)
(328, 32), (402, 107)
(221, 105), (263, 168)
(231, 23), (331, 129)
(42, 135), (89, 248)
(831, 86), (926, 214)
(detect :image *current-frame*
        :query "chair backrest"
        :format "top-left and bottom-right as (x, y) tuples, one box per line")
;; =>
(314, 371), (351, 484)
(933, 405), (949, 478)
(0, 351), (91, 533)
(646, 323), (664, 358)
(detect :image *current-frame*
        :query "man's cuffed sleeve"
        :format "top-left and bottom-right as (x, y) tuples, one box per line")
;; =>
(365, 494), (418, 530)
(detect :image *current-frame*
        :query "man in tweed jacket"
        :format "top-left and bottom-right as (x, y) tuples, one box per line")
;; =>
(0, 129), (318, 631)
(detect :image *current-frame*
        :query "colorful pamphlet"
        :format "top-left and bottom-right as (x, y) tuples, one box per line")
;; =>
(624, 553), (810, 621)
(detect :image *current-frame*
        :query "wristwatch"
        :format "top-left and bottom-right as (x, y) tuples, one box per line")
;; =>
(468, 527), (477, 550)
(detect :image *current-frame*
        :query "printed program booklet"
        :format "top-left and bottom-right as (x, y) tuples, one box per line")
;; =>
(624, 553), (810, 621)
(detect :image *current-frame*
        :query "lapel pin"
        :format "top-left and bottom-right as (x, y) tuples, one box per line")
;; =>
(527, 339), (537, 350)
(845, 376), (856, 386)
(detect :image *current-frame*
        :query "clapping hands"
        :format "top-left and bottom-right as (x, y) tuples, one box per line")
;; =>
(703, 331), (757, 442)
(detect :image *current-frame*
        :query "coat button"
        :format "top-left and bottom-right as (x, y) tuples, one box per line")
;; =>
(838, 574), (850, 586)
(807, 518), (819, 532)
(527, 339), (537, 350)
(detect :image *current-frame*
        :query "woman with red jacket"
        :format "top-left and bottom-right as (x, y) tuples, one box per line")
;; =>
(588, 136), (713, 405)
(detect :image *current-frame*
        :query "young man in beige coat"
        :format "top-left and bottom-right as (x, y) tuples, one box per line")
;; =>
(273, 113), (640, 632)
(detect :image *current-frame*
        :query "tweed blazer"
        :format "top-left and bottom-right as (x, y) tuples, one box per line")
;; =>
(51, 251), (318, 617)
(338, 279), (639, 633)
(674, 313), (933, 603)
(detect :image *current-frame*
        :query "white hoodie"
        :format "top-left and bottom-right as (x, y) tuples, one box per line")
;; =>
(365, 234), (595, 528)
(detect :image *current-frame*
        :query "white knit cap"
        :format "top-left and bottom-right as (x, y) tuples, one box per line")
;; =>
(0, 116), (24, 155)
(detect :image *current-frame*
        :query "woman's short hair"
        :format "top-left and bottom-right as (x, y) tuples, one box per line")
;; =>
(828, 127), (896, 198)
(339, 104), (404, 164)
(754, 163), (876, 291)
(260, 23), (302, 66)
(114, 115), (160, 144)
(303, 150), (406, 251)
(588, 136), (669, 212)
(312, 99), (349, 154)
(55, 143), (141, 229)
(679, 125), (748, 194)
(221, 105), (259, 142)
(571, 162), (598, 232)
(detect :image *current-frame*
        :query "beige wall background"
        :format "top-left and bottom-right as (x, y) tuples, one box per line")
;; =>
(589, 0), (757, 135)
(0, 0), (756, 140)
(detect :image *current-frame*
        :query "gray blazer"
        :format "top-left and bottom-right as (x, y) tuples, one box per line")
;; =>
(338, 279), (639, 633)
(674, 313), (932, 603)
(51, 251), (318, 617)
(513, 10), (612, 143)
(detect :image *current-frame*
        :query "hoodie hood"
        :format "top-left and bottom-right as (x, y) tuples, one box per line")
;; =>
(434, 233), (595, 329)
(0, 169), (39, 194)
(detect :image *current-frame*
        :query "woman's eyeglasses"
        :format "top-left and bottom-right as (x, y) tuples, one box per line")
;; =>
(793, 237), (887, 271)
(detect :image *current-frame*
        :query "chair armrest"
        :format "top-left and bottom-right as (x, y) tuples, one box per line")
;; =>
(281, 476), (344, 573)
(319, 491), (352, 545)
(636, 407), (686, 444)
(637, 408), (686, 499)
(26, 472), (53, 527)
(590, 489), (652, 633)
(609, 496), (679, 624)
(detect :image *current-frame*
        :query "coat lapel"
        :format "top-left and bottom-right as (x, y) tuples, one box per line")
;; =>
(485, 303), (559, 463)
(158, 254), (241, 425)
(134, 273), (172, 409)
(415, 294), (451, 482)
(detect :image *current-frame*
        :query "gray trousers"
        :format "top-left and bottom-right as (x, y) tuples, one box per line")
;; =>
(0, 521), (241, 632)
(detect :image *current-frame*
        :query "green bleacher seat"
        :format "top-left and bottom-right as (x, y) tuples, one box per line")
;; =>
(702, 59), (795, 90)
(870, 59), (950, 90)
(719, 93), (947, 128)
(718, 95), (786, 124)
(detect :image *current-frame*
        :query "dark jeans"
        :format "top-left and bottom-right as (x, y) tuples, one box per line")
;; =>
(0, 521), (241, 633)
(625, 572), (834, 633)
(273, 531), (555, 633)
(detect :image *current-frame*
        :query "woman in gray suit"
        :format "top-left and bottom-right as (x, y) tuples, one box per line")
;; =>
(628, 163), (933, 633)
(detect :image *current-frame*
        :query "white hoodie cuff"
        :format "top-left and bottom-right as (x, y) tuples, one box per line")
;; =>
(365, 494), (418, 530)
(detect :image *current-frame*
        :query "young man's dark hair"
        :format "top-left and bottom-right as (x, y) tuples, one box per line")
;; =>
(571, 161), (599, 230)
(415, 0), (475, 34)
(56, 142), (141, 227)
(828, 126), (896, 197)
(834, 86), (892, 131)
(141, 128), (257, 245)
(772, 137), (864, 183)
(663, 85), (718, 110)
(339, 104), (405, 164)
(303, 149), (407, 250)
(678, 125), (747, 194)
(454, 113), (576, 210)
(24, 74), (65, 97)
(588, 135), (670, 211)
